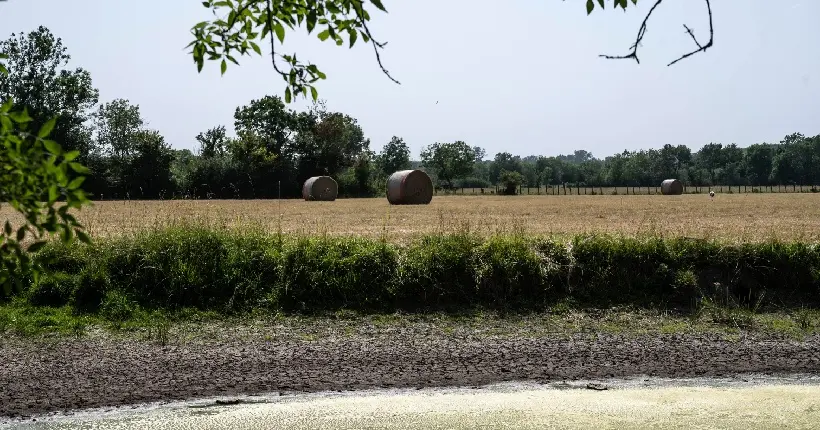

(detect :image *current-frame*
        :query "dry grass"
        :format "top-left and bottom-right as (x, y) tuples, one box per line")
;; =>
(2, 194), (820, 242)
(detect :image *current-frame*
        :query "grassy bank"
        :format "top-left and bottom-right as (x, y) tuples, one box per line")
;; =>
(1, 226), (818, 324)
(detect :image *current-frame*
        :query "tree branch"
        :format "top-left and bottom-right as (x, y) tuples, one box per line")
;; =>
(357, 11), (400, 85)
(667, 0), (713, 66)
(599, 0), (714, 67)
(265, 0), (287, 77)
(599, 0), (666, 64)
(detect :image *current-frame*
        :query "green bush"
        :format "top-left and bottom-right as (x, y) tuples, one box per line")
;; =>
(456, 177), (491, 189)
(99, 290), (137, 325)
(28, 272), (76, 307)
(397, 234), (479, 310)
(7, 228), (819, 317)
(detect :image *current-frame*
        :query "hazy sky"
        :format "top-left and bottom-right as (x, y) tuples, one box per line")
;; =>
(1, 0), (816, 159)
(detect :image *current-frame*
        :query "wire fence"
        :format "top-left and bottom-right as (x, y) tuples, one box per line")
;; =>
(433, 184), (820, 196)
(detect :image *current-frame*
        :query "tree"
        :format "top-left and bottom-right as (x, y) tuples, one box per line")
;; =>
(0, 26), (99, 159)
(472, 146), (486, 163)
(377, 136), (410, 177)
(196, 125), (228, 158)
(293, 101), (369, 180)
(234, 95), (298, 159)
(92, 99), (175, 198)
(190, 1), (714, 103)
(92, 99), (144, 194)
(744, 143), (774, 186)
(696, 143), (724, 185)
(489, 152), (522, 185)
(499, 169), (524, 195)
(124, 129), (176, 198)
(420, 141), (475, 189)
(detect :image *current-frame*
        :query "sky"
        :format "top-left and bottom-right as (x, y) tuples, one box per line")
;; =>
(0, 0), (817, 160)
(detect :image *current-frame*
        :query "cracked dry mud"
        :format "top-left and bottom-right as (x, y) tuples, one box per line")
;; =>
(2, 322), (820, 418)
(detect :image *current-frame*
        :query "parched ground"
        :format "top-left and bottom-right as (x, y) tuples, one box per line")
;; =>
(3, 194), (819, 242)
(2, 315), (820, 419)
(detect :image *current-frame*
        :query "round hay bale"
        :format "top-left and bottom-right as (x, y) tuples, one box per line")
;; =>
(660, 179), (684, 195)
(386, 170), (433, 205)
(302, 176), (338, 201)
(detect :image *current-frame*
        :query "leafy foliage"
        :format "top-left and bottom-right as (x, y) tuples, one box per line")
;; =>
(11, 228), (820, 314)
(188, 0), (397, 104)
(0, 26), (99, 158)
(581, 0), (640, 15)
(376, 136), (410, 178)
(91, 99), (175, 198)
(0, 89), (91, 295)
(420, 141), (475, 189)
(196, 125), (228, 158)
(499, 169), (524, 195)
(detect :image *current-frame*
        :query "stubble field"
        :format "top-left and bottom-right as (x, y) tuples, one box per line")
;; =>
(5, 193), (816, 242)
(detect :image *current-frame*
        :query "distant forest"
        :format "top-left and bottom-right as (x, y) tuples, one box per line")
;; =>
(3, 27), (819, 199)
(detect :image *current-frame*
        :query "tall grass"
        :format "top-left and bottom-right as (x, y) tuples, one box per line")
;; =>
(4, 226), (819, 318)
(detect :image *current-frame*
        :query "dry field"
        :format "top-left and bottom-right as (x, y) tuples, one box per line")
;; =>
(3, 194), (820, 242)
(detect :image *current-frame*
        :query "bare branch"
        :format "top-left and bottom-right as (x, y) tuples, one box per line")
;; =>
(682, 24), (702, 49)
(667, 0), (713, 66)
(357, 11), (400, 85)
(599, 0), (666, 64)
(599, 0), (714, 67)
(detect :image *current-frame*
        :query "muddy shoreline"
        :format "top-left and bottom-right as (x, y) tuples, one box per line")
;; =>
(2, 322), (820, 419)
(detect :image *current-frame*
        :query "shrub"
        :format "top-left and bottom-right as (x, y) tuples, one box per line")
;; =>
(71, 265), (110, 313)
(10, 228), (819, 317)
(28, 272), (76, 307)
(100, 290), (137, 325)
(456, 177), (491, 189)
(397, 234), (479, 310)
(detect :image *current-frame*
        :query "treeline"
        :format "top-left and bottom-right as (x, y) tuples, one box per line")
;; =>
(3, 26), (819, 201)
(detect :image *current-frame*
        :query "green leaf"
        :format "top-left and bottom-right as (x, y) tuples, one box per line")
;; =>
(77, 230), (91, 245)
(0, 64), (7, 76)
(38, 117), (57, 138)
(8, 109), (33, 123)
(44, 140), (62, 155)
(220, 59), (227, 75)
(274, 21), (285, 43)
(63, 150), (80, 161)
(317, 29), (330, 41)
(67, 176), (86, 190)
(16, 226), (26, 242)
(4, 220), (11, 236)
(310, 86), (318, 101)
(306, 11), (317, 33)
(348, 29), (358, 48)
(586, 0), (594, 14)
(48, 185), (58, 204)
(27, 241), (47, 253)
(370, 0), (387, 12)
(69, 162), (91, 174)
(597, 0), (605, 8)
(284, 87), (292, 103)
(250, 41), (262, 55)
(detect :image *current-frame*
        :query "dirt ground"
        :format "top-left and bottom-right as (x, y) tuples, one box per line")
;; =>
(2, 320), (820, 419)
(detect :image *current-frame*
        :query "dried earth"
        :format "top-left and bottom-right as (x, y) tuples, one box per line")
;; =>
(2, 318), (819, 419)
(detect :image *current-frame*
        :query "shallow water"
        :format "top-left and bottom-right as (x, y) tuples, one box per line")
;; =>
(6, 376), (820, 429)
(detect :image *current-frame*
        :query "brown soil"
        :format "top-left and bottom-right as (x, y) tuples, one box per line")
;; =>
(2, 322), (819, 419)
